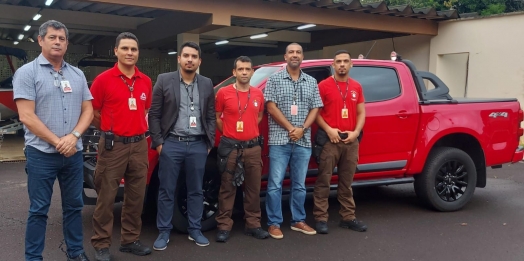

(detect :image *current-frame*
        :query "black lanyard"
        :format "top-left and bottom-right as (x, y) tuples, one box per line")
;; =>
(120, 76), (136, 97)
(292, 81), (299, 105)
(183, 81), (196, 111)
(333, 76), (349, 108)
(235, 84), (251, 120)
(50, 70), (65, 87)
(291, 72), (302, 105)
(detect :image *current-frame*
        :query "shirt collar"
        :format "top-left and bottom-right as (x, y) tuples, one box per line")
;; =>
(282, 66), (306, 81)
(37, 53), (67, 68)
(179, 71), (198, 84)
(111, 63), (142, 78)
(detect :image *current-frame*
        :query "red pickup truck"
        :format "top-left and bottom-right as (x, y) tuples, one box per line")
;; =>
(82, 58), (524, 233)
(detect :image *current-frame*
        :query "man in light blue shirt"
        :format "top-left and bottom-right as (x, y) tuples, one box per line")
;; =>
(13, 20), (93, 261)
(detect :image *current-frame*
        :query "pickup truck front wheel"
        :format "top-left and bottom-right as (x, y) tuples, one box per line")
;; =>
(414, 147), (477, 212)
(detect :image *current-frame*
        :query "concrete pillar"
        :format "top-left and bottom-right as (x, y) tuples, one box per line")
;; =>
(177, 33), (200, 72)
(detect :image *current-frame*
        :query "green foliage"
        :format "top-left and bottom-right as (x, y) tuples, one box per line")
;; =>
(358, 0), (524, 16)
(480, 3), (506, 16)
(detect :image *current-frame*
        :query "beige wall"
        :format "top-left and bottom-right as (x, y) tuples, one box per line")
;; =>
(430, 13), (524, 104)
(322, 34), (432, 71)
(436, 52), (469, 97)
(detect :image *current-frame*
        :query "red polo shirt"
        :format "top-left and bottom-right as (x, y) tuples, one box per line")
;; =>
(318, 77), (365, 132)
(90, 63), (152, 136)
(216, 85), (264, 141)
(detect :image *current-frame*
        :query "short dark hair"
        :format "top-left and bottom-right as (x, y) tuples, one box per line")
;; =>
(285, 42), (302, 53)
(233, 56), (252, 69)
(39, 20), (69, 40)
(334, 50), (351, 58)
(115, 32), (139, 48)
(179, 41), (201, 57)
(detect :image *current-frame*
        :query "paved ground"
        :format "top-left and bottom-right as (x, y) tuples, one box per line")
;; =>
(0, 135), (24, 162)
(1, 161), (524, 261)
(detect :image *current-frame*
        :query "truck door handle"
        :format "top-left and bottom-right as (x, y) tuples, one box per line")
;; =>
(396, 110), (408, 119)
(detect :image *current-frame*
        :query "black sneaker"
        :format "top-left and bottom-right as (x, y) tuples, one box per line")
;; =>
(316, 221), (329, 234)
(69, 253), (90, 261)
(215, 230), (230, 242)
(339, 219), (368, 232)
(94, 248), (109, 261)
(119, 241), (152, 256)
(244, 227), (269, 239)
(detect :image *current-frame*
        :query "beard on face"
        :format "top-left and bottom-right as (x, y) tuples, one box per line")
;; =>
(336, 69), (348, 77)
(181, 62), (196, 73)
(287, 60), (301, 69)
(183, 67), (196, 74)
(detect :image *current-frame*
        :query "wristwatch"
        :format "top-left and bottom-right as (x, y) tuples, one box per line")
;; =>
(71, 130), (81, 139)
(297, 125), (309, 132)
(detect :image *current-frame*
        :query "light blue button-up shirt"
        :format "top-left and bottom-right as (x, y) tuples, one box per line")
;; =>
(13, 53), (93, 153)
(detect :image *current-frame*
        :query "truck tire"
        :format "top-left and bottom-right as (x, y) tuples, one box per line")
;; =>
(172, 157), (221, 233)
(414, 147), (477, 212)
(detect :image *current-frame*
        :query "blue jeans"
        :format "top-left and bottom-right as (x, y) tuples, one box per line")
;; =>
(157, 137), (208, 233)
(24, 146), (85, 261)
(266, 143), (312, 227)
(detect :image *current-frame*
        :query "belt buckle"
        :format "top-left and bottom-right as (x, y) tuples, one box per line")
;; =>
(178, 136), (184, 141)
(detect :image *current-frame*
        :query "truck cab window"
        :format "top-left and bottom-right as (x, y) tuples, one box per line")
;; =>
(302, 67), (332, 84)
(350, 67), (401, 102)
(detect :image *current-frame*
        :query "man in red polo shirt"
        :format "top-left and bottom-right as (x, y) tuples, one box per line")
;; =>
(214, 56), (269, 242)
(313, 50), (368, 234)
(89, 32), (152, 261)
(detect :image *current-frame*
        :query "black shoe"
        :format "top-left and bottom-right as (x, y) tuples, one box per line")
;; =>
(94, 248), (109, 261)
(69, 253), (90, 261)
(316, 221), (329, 234)
(216, 230), (230, 242)
(244, 227), (269, 239)
(119, 241), (152, 256)
(339, 219), (368, 232)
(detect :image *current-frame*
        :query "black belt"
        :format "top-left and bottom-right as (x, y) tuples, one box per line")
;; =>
(222, 136), (260, 148)
(101, 132), (145, 144)
(169, 133), (204, 142)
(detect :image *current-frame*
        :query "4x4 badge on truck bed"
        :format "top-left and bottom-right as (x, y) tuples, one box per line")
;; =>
(489, 112), (508, 118)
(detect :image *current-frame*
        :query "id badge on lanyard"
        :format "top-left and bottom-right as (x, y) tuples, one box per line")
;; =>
(190, 116), (197, 128)
(60, 81), (72, 93)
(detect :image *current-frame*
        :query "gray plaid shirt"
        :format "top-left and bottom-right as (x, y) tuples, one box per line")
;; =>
(264, 68), (323, 147)
(13, 54), (92, 153)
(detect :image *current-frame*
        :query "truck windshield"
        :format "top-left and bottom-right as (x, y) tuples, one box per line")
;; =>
(215, 66), (280, 92)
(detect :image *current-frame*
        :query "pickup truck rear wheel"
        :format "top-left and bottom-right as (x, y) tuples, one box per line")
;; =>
(172, 160), (221, 233)
(414, 147), (477, 212)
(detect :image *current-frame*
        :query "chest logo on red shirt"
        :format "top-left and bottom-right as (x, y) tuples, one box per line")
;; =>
(253, 99), (259, 107)
(140, 93), (147, 101)
(350, 90), (358, 101)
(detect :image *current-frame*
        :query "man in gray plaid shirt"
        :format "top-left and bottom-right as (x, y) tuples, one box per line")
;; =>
(264, 43), (323, 239)
(14, 20), (93, 261)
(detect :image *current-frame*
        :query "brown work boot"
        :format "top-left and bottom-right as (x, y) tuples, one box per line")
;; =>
(291, 222), (317, 235)
(268, 225), (283, 239)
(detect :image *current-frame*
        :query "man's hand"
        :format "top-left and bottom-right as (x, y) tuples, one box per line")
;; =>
(327, 127), (342, 143)
(156, 145), (162, 155)
(56, 134), (78, 155)
(208, 148), (211, 154)
(64, 147), (78, 158)
(289, 127), (304, 141)
(342, 131), (360, 144)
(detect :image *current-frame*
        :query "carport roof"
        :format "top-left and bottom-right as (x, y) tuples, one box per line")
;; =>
(271, 0), (459, 22)
(2, 0), (461, 22)
(0, 0), (462, 48)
